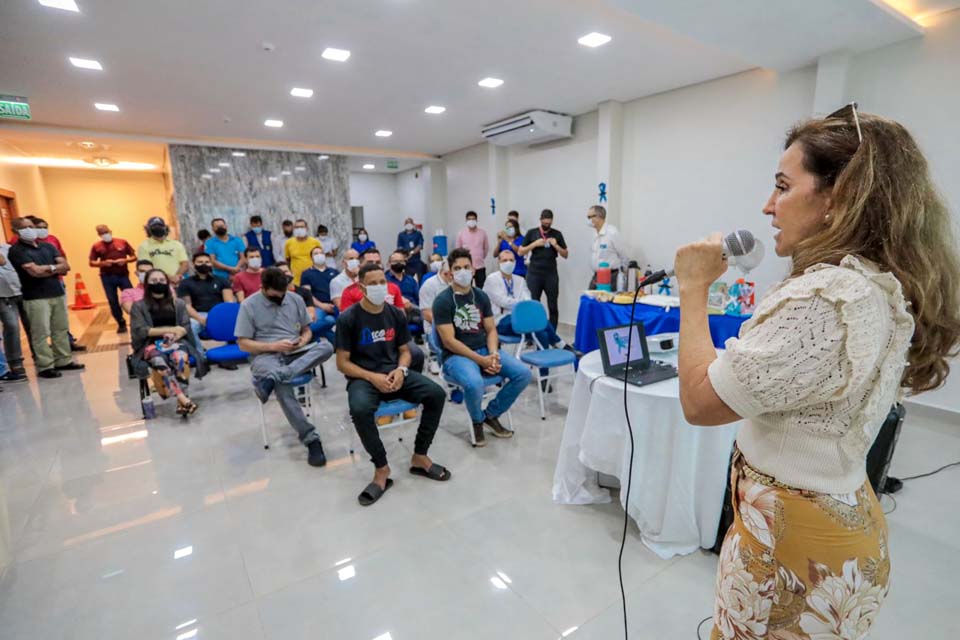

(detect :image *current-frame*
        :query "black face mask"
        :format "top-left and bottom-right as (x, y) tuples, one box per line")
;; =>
(266, 294), (285, 306)
(390, 263), (406, 274)
(214, 227), (228, 237)
(285, 275), (294, 286)
(147, 282), (169, 295)
(149, 226), (166, 238)
(541, 222), (552, 231)
(282, 228), (293, 238)
(195, 264), (213, 275)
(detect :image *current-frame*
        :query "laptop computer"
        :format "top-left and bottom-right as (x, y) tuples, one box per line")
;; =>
(597, 323), (678, 387)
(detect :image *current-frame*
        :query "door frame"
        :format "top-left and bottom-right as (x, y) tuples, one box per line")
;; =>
(0, 188), (19, 241)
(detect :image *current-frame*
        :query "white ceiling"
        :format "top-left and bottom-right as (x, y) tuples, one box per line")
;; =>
(0, 0), (951, 159)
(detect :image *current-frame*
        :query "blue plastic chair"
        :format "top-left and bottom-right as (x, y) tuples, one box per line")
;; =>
(348, 398), (421, 455)
(428, 329), (514, 446)
(203, 302), (249, 364)
(512, 300), (576, 420)
(260, 370), (315, 449)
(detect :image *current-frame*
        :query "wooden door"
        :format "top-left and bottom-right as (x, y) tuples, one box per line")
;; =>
(0, 188), (19, 241)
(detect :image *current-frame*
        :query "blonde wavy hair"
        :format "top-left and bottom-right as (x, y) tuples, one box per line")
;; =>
(786, 110), (960, 394)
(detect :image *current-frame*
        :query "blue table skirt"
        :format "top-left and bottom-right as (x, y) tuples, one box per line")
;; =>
(573, 294), (749, 353)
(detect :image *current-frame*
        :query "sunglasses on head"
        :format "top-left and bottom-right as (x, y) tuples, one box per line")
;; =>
(827, 102), (863, 145)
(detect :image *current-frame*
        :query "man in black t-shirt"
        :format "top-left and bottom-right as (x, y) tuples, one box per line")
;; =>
(336, 262), (450, 506)
(519, 209), (568, 328)
(434, 248), (532, 447)
(176, 252), (235, 363)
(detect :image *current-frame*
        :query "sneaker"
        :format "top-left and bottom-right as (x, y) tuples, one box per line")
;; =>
(428, 360), (441, 375)
(253, 376), (276, 403)
(0, 371), (27, 383)
(450, 389), (464, 404)
(38, 369), (62, 379)
(70, 343), (87, 352)
(472, 423), (487, 447)
(307, 440), (327, 467)
(117, 324), (128, 334)
(483, 414), (513, 438)
(218, 362), (239, 371)
(55, 362), (86, 372)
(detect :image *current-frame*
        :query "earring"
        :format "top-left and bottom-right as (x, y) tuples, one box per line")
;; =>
(824, 214), (832, 223)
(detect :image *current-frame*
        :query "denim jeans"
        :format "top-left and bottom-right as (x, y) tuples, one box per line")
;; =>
(0, 296), (24, 371)
(309, 309), (337, 343)
(189, 314), (208, 356)
(0, 338), (7, 376)
(100, 273), (133, 326)
(442, 347), (531, 423)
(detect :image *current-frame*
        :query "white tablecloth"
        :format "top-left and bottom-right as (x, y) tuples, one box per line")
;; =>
(552, 350), (741, 559)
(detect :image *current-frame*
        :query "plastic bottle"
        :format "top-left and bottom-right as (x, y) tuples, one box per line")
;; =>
(142, 395), (156, 420)
(596, 261), (612, 291)
(616, 270), (627, 292)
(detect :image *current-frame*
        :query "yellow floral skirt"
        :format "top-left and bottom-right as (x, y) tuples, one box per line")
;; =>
(711, 450), (890, 640)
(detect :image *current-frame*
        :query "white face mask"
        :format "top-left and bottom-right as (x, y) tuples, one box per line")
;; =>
(247, 257), (262, 269)
(36, 228), (49, 239)
(466, 220), (478, 229)
(100, 233), (113, 243)
(137, 271), (149, 282)
(504, 227), (515, 237)
(430, 260), (443, 272)
(499, 260), (516, 275)
(17, 228), (39, 242)
(312, 253), (325, 266)
(358, 233), (368, 242)
(405, 224), (414, 232)
(453, 269), (473, 287)
(293, 227), (308, 238)
(365, 284), (388, 306)
(347, 258), (360, 272)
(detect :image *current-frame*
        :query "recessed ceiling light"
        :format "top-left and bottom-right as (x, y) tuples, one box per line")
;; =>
(268, 176), (278, 181)
(281, 170), (292, 176)
(290, 87), (314, 98)
(201, 174), (212, 179)
(39, 0), (78, 11)
(264, 119), (283, 128)
(578, 32), (612, 47)
(478, 77), (504, 88)
(375, 130), (392, 138)
(69, 57), (102, 70)
(231, 151), (246, 157)
(209, 168), (221, 173)
(294, 166), (306, 171)
(94, 103), (119, 112)
(363, 163), (375, 170)
(173, 545), (193, 560)
(321, 47), (351, 62)
(424, 105), (446, 114)
(218, 162), (230, 167)
(318, 155), (329, 160)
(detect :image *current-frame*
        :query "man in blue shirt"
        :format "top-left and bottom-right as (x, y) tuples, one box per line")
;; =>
(300, 245), (340, 342)
(244, 215), (276, 267)
(387, 249), (423, 340)
(396, 218), (425, 280)
(204, 218), (246, 279)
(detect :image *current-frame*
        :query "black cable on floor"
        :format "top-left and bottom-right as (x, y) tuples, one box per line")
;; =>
(900, 460), (960, 482)
(696, 615), (712, 639)
(880, 492), (897, 516)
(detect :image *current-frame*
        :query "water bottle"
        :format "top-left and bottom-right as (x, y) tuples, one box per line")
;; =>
(616, 269), (627, 292)
(141, 394), (156, 420)
(596, 261), (612, 292)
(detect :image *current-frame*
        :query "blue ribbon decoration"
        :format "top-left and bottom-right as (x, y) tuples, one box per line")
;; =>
(598, 182), (607, 203)
(490, 197), (496, 215)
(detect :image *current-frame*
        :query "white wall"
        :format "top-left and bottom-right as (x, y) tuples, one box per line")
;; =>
(396, 166), (427, 230)
(443, 143), (490, 239)
(348, 172), (402, 255)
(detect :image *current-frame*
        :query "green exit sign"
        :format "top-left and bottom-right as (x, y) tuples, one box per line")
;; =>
(0, 95), (30, 120)
(387, 159), (399, 170)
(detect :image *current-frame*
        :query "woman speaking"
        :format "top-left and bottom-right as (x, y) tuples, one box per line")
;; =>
(674, 105), (960, 639)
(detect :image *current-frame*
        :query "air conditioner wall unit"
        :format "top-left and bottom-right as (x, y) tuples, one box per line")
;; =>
(481, 110), (573, 146)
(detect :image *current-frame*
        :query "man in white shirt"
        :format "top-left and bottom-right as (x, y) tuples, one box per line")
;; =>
(587, 205), (630, 288)
(317, 224), (340, 270)
(418, 259), (453, 374)
(330, 248), (360, 308)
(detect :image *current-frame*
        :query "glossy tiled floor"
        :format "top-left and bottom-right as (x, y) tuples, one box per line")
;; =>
(0, 310), (958, 639)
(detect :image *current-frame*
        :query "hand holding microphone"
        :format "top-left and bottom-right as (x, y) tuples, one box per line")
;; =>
(674, 232), (728, 290)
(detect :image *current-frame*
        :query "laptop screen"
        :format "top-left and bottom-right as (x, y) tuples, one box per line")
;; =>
(599, 324), (647, 369)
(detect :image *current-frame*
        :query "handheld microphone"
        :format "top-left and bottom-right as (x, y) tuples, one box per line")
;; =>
(639, 229), (762, 288)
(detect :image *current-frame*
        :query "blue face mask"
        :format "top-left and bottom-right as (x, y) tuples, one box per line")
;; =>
(252, 227), (263, 234)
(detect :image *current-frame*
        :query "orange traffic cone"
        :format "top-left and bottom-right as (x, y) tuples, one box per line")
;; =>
(70, 273), (97, 310)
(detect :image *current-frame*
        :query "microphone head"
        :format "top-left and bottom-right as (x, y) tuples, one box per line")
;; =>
(722, 230), (756, 257)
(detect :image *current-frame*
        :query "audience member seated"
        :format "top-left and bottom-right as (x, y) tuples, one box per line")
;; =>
(299, 245), (339, 342)
(232, 247), (264, 301)
(420, 252), (445, 284)
(329, 248), (360, 309)
(434, 248), (532, 447)
(121, 259), (156, 314)
(335, 262), (451, 506)
(483, 251), (568, 350)
(274, 261), (333, 344)
(177, 252), (236, 366)
(130, 269), (207, 416)
(204, 217), (246, 279)
(235, 267), (334, 467)
(350, 227), (375, 254)
(418, 258), (453, 374)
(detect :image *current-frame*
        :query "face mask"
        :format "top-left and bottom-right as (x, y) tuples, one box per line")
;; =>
(214, 227), (228, 237)
(500, 261), (516, 275)
(312, 253), (325, 265)
(430, 260), (443, 272)
(284, 275), (294, 286)
(405, 224), (414, 232)
(541, 222), (551, 231)
(149, 225), (166, 238)
(453, 269), (473, 287)
(137, 271), (149, 282)
(148, 282), (169, 295)
(365, 284), (388, 306)
(36, 228), (49, 239)
(101, 233), (113, 243)
(17, 228), (39, 242)
(247, 257), (262, 269)
(390, 263), (406, 274)
(266, 294), (285, 306)
(195, 264), (213, 275)
(347, 258), (360, 272)
(252, 226), (262, 234)
(358, 234), (368, 242)
(505, 227), (515, 237)
(294, 228), (308, 238)
(466, 220), (477, 229)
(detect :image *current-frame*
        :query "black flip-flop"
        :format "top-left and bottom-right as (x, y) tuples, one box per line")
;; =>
(409, 463), (452, 482)
(358, 478), (393, 506)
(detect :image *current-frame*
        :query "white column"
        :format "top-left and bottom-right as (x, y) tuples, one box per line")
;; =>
(812, 51), (852, 116)
(596, 100), (624, 225)
(425, 161), (447, 238)
(487, 143), (509, 222)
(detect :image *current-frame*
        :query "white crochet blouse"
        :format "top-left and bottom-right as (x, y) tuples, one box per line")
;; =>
(707, 255), (915, 494)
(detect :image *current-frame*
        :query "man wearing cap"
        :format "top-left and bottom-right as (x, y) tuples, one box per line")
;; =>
(137, 217), (190, 285)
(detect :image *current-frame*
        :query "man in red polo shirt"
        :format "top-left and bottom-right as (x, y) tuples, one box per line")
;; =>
(338, 248), (404, 312)
(89, 224), (136, 333)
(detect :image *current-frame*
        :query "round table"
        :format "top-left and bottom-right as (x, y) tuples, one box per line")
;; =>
(552, 350), (741, 559)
